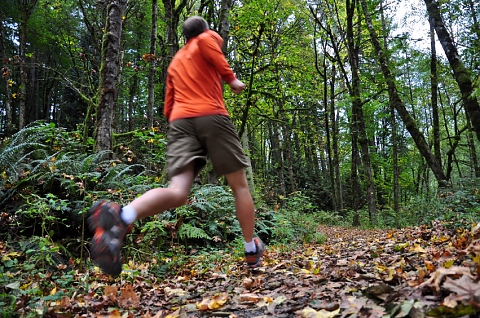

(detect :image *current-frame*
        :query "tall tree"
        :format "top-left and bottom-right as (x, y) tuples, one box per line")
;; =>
(157, 0), (188, 121)
(346, 0), (376, 223)
(429, 16), (441, 169)
(424, 0), (480, 143)
(0, 13), (13, 136)
(147, 0), (158, 129)
(95, 0), (126, 152)
(360, 0), (447, 185)
(18, 0), (38, 130)
(218, 0), (234, 54)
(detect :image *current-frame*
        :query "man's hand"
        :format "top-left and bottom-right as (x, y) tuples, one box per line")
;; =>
(228, 79), (246, 94)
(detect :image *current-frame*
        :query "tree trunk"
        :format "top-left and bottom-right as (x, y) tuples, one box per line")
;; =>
(147, 0), (158, 129)
(312, 23), (336, 209)
(390, 92), (399, 213)
(283, 118), (296, 193)
(128, 72), (138, 131)
(241, 129), (255, 194)
(158, 0), (188, 127)
(95, 0), (126, 152)
(466, 0), (480, 43)
(331, 69), (343, 211)
(28, 53), (36, 122)
(238, 22), (264, 139)
(309, 5), (346, 211)
(0, 14), (12, 136)
(347, 0), (376, 223)
(424, 0), (480, 143)
(465, 113), (480, 178)
(18, 0), (38, 130)
(429, 17), (441, 169)
(162, 0), (187, 68)
(275, 121), (286, 200)
(218, 0), (234, 54)
(350, 115), (361, 225)
(324, 53), (337, 211)
(269, 118), (286, 201)
(360, 0), (447, 185)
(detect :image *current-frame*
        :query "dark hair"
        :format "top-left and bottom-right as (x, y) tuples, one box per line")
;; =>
(182, 16), (209, 40)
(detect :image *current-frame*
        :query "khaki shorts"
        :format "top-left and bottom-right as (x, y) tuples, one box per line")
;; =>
(166, 115), (249, 178)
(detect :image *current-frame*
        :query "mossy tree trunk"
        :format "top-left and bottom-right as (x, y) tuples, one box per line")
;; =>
(424, 0), (480, 143)
(94, 0), (126, 152)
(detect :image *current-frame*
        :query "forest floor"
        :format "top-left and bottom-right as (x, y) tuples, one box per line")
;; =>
(2, 221), (480, 317)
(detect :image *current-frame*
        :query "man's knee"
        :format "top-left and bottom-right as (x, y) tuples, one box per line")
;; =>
(170, 189), (189, 207)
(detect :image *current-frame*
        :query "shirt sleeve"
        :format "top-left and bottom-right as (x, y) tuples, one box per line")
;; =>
(198, 31), (236, 84)
(164, 74), (174, 120)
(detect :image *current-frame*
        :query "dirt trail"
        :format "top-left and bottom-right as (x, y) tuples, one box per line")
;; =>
(5, 222), (480, 317)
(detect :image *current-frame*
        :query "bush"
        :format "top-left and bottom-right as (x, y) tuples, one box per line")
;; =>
(269, 191), (334, 245)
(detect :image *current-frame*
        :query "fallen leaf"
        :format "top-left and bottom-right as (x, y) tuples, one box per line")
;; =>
(1, 251), (21, 261)
(412, 243), (426, 254)
(296, 306), (340, 318)
(197, 293), (228, 310)
(443, 274), (480, 305)
(118, 284), (140, 308)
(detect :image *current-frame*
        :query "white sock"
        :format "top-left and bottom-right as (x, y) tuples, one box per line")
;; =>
(121, 205), (137, 225)
(244, 240), (257, 253)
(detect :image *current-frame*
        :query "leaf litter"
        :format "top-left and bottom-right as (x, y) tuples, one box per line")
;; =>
(2, 220), (480, 317)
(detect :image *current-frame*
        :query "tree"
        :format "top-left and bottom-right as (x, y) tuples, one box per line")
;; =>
(429, 15), (441, 171)
(95, 0), (126, 152)
(0, 13), (13, 136)
(346, 0), (376, 223)
(360, 0), (447, 185)
(157, 0), (188, 125)
(147, 0), (158, 129)
(18, 0), (38, 130)
(424, 0), (480, 143)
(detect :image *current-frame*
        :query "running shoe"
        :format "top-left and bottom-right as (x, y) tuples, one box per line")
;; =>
(245, 237), (266, 268)
(88, 200), (131, 276)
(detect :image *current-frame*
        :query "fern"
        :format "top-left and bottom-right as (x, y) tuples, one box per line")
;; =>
(101, 163), (144, 183)
(178, 223), (211, 240)
(0, 122), (51, 180)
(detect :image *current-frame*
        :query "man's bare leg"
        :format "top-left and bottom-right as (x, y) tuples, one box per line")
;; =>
(226, 168), (265, 267)
(225, 168), (255, 242)
(129, 163), (196, 220)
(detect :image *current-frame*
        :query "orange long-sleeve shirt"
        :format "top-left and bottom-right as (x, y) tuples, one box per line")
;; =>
(164, 30), (237, 122)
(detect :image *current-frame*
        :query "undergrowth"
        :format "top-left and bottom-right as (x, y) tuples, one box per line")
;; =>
(1, 122), (480, 306)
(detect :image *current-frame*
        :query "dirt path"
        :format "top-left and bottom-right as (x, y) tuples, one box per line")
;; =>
(4, 221), (480, 317)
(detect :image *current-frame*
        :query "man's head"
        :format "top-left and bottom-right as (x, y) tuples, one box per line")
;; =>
(183, 16), (209, 41)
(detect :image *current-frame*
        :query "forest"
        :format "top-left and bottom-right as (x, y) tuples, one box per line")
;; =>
(1, 0), (480, 317)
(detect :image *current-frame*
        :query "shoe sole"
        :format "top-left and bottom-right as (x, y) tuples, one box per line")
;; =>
(88, 201), (123, 276)
(246, 239), (266, 269)
(246, 250), (265, 268)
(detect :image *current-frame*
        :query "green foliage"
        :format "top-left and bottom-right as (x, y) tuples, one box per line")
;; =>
(0, 121), (164, 225)
(9, 192), (70, 272)
(0, 122), (52, 205)
(269, 192), (331, 245)
(0, 236), (75, 318)
(148, 240), (242, 278)
(171, 185), (241, 242)
(178, 223), (211, 241)
(140, 189), (334, 250)
(16, 193), (69, 237)
(133, 185), (275, 263)
(18, 236), (67, 272)
(0, 291), (16, 318)
(363, 178), (480, 230)
(125, 128), (167, 172)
